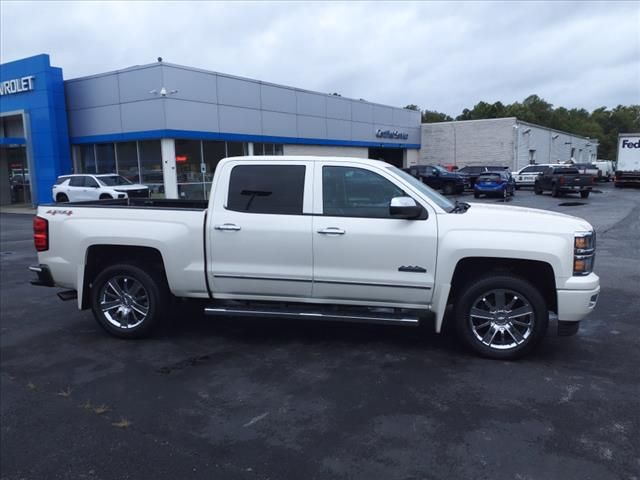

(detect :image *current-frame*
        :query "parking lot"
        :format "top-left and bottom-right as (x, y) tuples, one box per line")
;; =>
(1, 183), (639, 480)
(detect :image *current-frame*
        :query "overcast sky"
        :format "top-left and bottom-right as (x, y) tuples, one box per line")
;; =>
(1, 1), (638, 115)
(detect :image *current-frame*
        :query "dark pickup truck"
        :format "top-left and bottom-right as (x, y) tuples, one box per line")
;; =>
(534, 166), (594, 198)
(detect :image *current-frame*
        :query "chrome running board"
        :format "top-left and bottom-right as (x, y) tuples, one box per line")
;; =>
(204, 306), (421, 326)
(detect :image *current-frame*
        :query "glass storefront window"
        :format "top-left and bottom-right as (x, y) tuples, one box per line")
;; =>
(203, 141), (226, 182)
(95, 143), (116, 173)
(227, 141), (247, 157)
(116, 142), (139, 183)
(80, 145), (96, 173)
(139, 140), (164, 198)
(176, 139), (204, 199)
(253, 142), (282, 156)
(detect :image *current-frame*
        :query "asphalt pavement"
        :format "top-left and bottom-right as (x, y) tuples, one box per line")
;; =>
(1, 183), (639, 480)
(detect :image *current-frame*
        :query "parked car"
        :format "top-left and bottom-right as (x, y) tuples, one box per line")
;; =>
(572, 163), (599, 180)
(594, 160), (614, 182)
(52, 174), (150, 203)
(31, 156), (600, 360)
(474, 171), (516, 198)
(403, 165), (466, 195)
(511, 164), (553, 189)
(458, 165), (510, 189)
(534, 166), (594, 198)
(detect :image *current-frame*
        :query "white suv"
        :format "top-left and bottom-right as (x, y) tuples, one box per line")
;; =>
(511, 164), (553, 188)
(52, 174), (149, 203)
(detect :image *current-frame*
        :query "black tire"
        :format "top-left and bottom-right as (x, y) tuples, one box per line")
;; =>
(56, 193), (69, 203)
(99, 194), (113, 200)
(90, 263), (168, 338)
(534, 183), (542, 195)
(510, 189), (515, 197)
(454, 274), (548, 360)
(443, 183), (455, 196)
(551, 183), (559, 197)
(580, 190), (590, 199)
(473, 192), (480, 198)
(515, 185), (520, 190)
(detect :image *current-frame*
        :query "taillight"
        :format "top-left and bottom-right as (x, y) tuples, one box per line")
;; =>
(33, 216), (49, 252)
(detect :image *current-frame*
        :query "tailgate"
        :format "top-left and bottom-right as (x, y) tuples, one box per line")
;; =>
(564, 175), (592, 187)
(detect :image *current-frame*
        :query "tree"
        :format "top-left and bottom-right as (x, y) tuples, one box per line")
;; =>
(404, 104), (420, 111)
(422, 109), (453, 123)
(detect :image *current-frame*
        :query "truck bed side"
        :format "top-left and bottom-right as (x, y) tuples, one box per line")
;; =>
(36, 204), (209, 308)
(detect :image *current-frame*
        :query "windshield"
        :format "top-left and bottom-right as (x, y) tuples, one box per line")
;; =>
(97, 175), (133, 186)
(478, 174), (502, 181)
(433, 165), (448, 173)
(387, 166), (455, 212)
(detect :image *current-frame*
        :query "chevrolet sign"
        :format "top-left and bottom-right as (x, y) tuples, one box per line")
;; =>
(375, 129), (408, 140)
(0, 76), (35, 96)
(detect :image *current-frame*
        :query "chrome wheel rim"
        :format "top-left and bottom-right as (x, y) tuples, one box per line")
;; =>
(468, 288), (534, 350)
(99, 275), (149, 329)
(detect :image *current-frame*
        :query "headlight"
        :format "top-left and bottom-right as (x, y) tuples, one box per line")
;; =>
(574, 231), (595, 276)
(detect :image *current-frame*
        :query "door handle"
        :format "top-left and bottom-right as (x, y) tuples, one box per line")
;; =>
(317, 227), (345, 235)
(215, 223), (241, 231)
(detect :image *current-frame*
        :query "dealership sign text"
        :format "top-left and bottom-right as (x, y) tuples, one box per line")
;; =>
(376, 129), (408, 140)
(0, 76), (35, 96)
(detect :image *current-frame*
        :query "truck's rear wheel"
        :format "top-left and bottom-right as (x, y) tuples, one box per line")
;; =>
(551, 184), (560, 197)
(454, 275), (548, 360)
(580, 190), (590, 199)
(90, 263), (167, 338)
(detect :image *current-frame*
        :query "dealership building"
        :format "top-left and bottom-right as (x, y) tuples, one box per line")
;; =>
(420, 118), (598, 170)
(0, 54), (421, 205)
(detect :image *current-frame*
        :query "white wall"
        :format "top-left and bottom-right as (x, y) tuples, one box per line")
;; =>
(421, 118), (598, 170)
(515, 121), (598, 169)
(283, 144), (368, 158)
(420, 118), (515, 168)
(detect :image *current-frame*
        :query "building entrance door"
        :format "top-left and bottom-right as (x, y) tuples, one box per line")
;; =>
(0, 145), (31, 206)
(368, 147), (404, 168)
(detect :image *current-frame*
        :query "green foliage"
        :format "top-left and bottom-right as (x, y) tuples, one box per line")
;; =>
(421, 109), (453, 123)
(418, 96), (640, 160)
(404, 104), (420, 111)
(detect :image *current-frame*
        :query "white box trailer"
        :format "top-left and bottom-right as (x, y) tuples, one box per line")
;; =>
(615, 134), (640, 188)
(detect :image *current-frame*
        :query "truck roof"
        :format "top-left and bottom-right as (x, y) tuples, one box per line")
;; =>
(223, 155), (394, 168)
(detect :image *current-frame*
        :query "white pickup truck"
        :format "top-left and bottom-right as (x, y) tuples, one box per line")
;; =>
(30, 156), (600, 359)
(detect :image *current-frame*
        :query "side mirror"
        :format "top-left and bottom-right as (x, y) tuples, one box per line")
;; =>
(390, 196), (424, 219)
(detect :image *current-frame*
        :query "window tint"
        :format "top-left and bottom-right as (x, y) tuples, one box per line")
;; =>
(227, 165), (305, 215)
(69, 176), (85, 187)
(85, 177), (99, 188)
(323, 166), (404, 218)
(55, 176), (70, 185)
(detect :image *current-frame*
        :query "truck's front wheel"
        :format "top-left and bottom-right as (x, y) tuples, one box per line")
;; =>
(90, 263), (167, 338)
(454, 275), (548, 359)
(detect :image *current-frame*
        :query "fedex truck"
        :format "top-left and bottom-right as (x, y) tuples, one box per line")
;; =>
(614, 134), (640, 188)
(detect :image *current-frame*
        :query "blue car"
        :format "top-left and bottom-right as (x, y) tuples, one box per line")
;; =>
(473, 171), (516, 198)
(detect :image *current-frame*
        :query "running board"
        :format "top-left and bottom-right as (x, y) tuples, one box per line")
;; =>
(204, 306), (421, 326)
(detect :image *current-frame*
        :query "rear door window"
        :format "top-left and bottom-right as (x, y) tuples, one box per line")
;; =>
(68, 176), (85, 187)
(227, 165), (305, 215)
